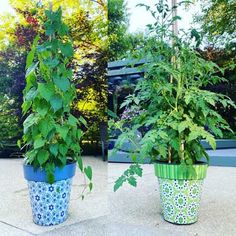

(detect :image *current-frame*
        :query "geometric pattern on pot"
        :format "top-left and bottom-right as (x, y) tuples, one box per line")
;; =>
(27, 178), (73, 226)
(158, 178), (204, 225)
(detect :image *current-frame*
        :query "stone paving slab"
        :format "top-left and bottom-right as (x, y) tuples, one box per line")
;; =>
(1, 157), (236, 235)
(39, 216), (188, 236)
(0, 157), (108, 235)
(0, 222), (33, 236)
(108, 163), (236, 236)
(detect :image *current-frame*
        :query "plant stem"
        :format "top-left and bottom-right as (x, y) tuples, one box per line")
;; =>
(168, 146), (172, 163)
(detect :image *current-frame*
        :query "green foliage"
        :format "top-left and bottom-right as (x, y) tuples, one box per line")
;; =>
(0, 0), (108, 148)
(22, 8), (92, 192)
(0, 94), (22, 147)
(195, 0), (236, 45)
(112, 0), (236, 191)
(108, 0), (128, 60)
(108, 0), (146, 60)
(114, 164), (143, 192)
(194, 0), (236, 134)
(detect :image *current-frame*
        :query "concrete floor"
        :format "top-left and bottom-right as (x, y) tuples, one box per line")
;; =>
(0, 156), (236, 235)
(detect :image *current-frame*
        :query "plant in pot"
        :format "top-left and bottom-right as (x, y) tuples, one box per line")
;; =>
(21, 7), (92, 226)
(111, 1), (236, 225)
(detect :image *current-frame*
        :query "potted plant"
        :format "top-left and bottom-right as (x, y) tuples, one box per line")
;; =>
(20, 7), (92, 226)
(112, 1), (236, 225)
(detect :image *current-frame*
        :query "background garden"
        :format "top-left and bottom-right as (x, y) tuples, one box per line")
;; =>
(0, 0), (108, 157)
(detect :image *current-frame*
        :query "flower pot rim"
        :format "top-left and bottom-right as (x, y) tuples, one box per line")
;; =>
(23, 161), (76, 182)
(154, 160), (208, 166)
(154, 161), (208, 180)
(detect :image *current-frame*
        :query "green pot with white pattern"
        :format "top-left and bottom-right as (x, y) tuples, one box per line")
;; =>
(154, 161), (208, 225)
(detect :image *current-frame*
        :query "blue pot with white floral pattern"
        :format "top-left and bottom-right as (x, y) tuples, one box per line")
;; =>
(23, 162), (76, 226)
(154, 162), (208, 225)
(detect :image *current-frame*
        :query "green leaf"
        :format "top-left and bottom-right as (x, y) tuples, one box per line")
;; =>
(17, 139), (21, 148)
(76, 129), (82, 139)
(132, 165), (142, 177)
(44, 58), (59, 68)
(26, 50), (35, 70)
(26, 150), (38, 164)
(50, 95), (63, 112)
(38, 119), (54, 137)
(54, 76), (70, 92)
(22, 101), (32, 115)
(76, 155), (83, 171)
(45, 10), (52, 18)
(127, 176), (137, 187)
(172, 15), (181, 22)
(58, 23), (69, 36)
(108, 109), (118, 118)
(188, 131), (199, 142)
(178, 121), (189, 133)
(51, 39), (59, 52)
(38, 83), (54, 101)
(46, 26), (54, 36)
(58, 144), (68, 156)
(35, 99), (49, 116)
(56, 126), (69, 140)
(114, 176), (125, 192)
(37, 149), (49, 165)
(45, 163), (55, 184)
(68, 114), (78, 127)
(26, 35), (40, 69)
(49, 143), (59, 156)
(58, 154), (67, 166)
(170, 138), (179, 151)
(159, 131), (168, 140)
(205, 134), (216, 150)
(59, 42), (73, 57)
(65, 136), (72, 146)
(89, 182), (93, 191)
(34, 138), (46, 149)
(23, 114), (39, 133)
(158, 144), (168, 158)
(70, 143), (81, 152)
(79, 116), (87, 126)
(186, 158), (193, 165)
(25, 87), (38, 101)
(25, 73), (37, 93)
(84, 166), (92, 180)
(25, 62), (39, 78)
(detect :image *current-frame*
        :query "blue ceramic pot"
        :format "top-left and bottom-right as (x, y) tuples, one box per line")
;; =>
(23, 162), (76, 226)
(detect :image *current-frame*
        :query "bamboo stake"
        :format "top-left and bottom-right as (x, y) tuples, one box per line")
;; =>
(49, 2), (53, 42)
(170, 0), (178, 83)
(168, 0), (178, 163)
(49, 1), (53, 11)
(181, 140), (185, 161)
(172, 0), (178, 39)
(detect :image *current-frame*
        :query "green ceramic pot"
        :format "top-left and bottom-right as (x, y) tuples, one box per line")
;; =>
(154, 162), (208, 225)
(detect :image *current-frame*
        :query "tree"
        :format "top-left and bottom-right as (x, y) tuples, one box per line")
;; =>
(195, 0), (236, 45)
(108, 0), (145, 60)
(0, 0), (108, 146)
(194, 0), (236, 133)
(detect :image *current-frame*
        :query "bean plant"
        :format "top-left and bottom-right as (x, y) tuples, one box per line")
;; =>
(112, 0), (236, 191)
(21, 7), (92, 194)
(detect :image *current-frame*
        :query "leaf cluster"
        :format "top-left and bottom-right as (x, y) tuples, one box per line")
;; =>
(21, 8), (92, 191)
(112, 0), (236, 191)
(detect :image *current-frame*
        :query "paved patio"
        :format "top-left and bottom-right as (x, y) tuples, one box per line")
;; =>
(0, 156), (236, 235)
